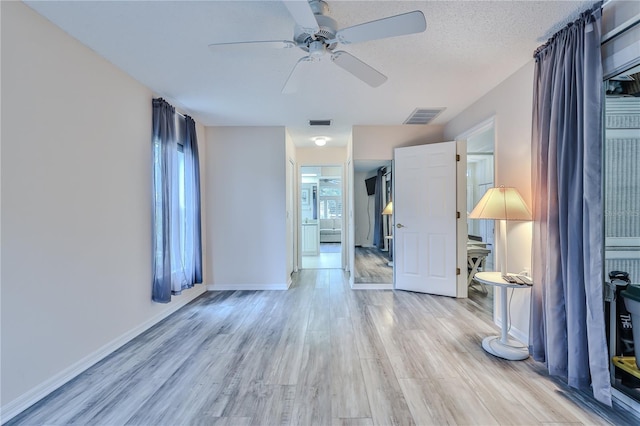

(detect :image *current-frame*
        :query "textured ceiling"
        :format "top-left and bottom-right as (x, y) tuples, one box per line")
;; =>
(25, 0), (594, 147)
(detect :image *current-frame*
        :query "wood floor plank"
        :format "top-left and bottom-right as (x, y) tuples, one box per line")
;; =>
(290, 330), (332, 426)
(330, 287), (351, 319)
(312, 268), (330, 289)
(183, 354), (243, 419)
(359, 357), (415, 426)
(332, 417), (375, 426)
(430, 375), (501, 425)
(189, 416), (253, 426)
(438, 353), (548, 425)
(366, 305), (434, 380)
(398, 378), (458, 425)
(264, 289), (311, 386)
(249, 384), (296, 426)
(331, 317), (372, 418)
(349, 299), (390, 361)
(307, 287), (331, 332)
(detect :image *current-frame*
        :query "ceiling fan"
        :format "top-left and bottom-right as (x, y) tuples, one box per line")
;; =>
(208, 0), (427, 93)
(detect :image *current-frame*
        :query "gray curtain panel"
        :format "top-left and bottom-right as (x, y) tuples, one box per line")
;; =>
(184, 116), (203, 285)
(152, 98), (177, 303)
(530, 4), (611, 405)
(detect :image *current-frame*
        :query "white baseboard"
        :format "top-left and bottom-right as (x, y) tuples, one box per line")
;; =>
(509, 326), (528, 344)
(351, 282), (394, 290)
(0, 287), (206, 423)
(206, 282), (289, 291)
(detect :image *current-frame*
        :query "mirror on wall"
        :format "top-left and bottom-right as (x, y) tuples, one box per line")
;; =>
(353, 160), (393, 286)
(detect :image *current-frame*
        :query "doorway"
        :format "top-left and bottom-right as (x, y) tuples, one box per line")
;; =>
(300, 165), (343, 269)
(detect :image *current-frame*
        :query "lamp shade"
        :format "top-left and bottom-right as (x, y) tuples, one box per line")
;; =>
(382, 201), (393, 215)
(468, 187), (532, 221)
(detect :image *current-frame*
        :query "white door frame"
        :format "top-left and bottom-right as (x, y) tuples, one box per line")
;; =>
(298, 163), (347, 270)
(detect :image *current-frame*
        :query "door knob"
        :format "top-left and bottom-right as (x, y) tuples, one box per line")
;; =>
(396, 223), (405, 229)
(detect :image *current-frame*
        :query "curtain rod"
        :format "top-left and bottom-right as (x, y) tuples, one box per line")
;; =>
(155, 97), (190, 120)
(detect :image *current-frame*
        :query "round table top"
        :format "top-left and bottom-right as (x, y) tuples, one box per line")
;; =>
(474, 271), (532, 288)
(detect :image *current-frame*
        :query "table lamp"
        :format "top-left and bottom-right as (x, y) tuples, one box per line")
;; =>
(382, 201), (393, 265)
(381, 201), (393, 215)
(468, 186), (531, 275)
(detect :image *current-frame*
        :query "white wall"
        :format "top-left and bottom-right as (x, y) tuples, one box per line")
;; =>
(205, 126), (288, 290)
(352, 125), (446, 160)
(445, 62), (535, 342)
(0, 1), (207, 417)
(296, 146), (347, 165)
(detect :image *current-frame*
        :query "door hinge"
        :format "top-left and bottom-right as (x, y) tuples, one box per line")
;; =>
(456, 211), (461, 219)
(456, 154), (460, 161)
(456, 267), (461, 275)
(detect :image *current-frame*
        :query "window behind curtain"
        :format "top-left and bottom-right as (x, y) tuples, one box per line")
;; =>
(176, 116), (187, 272)
(153, 113), (188, 279)
(152, 98), (201, 303)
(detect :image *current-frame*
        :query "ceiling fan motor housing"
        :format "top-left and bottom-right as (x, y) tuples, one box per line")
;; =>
(294, 6), (338, 52)
(309, 0), (330, 16)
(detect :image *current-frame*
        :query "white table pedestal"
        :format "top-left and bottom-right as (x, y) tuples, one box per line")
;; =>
(474, 272), (530, 361)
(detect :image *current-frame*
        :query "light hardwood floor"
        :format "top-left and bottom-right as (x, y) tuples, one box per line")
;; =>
(354, 247), (393, 284)
(8, 269), (638, 425)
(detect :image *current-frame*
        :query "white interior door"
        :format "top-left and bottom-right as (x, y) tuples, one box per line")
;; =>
(394, 142), (458, 296)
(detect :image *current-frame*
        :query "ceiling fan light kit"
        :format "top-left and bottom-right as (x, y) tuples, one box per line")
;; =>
(314, 137), (327, 146)
(208, 0), (427, 93)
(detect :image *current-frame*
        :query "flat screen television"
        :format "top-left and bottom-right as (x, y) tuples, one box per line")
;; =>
(365, 176), (376, 196)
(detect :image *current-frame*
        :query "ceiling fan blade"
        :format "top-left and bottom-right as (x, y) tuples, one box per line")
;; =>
(283, 0), (319, 35)
(208, 40), (296, 52)
(282, 56), (315, 94)
(331, 51), (387, 88)
(335, 11), (426, 45)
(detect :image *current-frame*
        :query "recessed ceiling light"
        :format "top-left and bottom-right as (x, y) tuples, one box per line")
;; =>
(314, 137), (327, 147)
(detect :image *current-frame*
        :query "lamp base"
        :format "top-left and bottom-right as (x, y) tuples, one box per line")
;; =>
(482, 336), (529, 361)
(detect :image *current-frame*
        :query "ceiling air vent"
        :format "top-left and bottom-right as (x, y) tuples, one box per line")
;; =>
(403, 108), (445, 125)
(309, 119), (332, 126)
